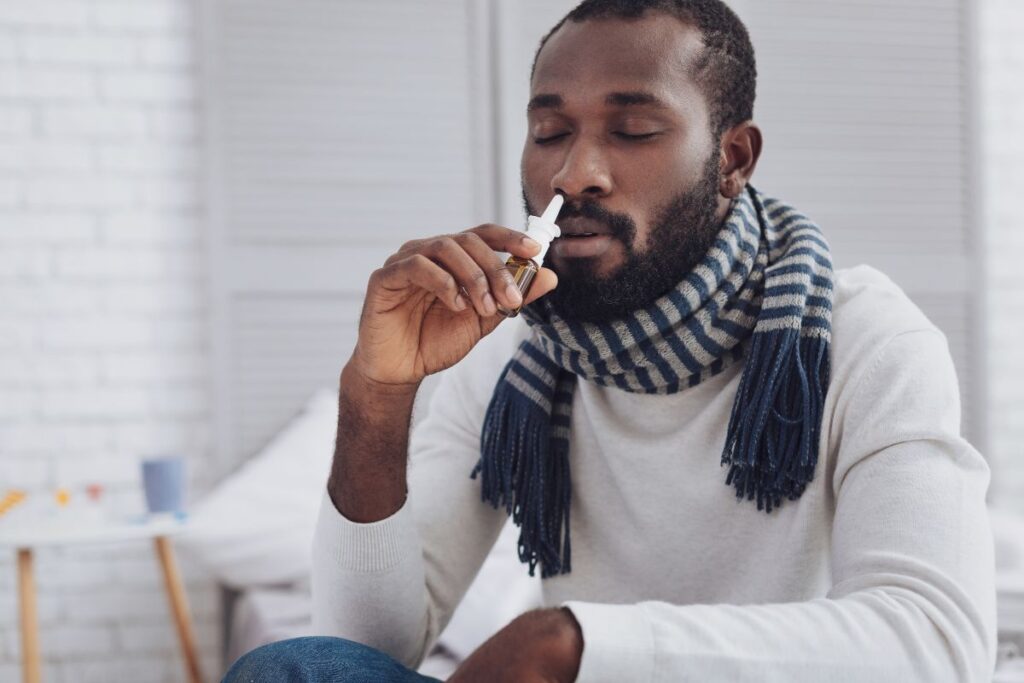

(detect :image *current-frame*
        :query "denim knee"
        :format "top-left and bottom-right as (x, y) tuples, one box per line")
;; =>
(222, 636), (435, 683)
(223, 637), (328, 682)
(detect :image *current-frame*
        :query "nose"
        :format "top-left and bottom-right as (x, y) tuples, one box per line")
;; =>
(550, 136), (612, 200)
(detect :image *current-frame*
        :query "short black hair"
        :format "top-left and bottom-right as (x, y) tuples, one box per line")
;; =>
(531, 0), (756, 138)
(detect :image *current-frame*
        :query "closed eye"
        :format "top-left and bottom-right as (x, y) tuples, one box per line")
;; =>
(533, 133), (570, 145)
(613, 132), (660, 141)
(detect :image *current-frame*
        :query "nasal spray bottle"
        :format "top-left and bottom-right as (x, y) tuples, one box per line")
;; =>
(496, 194), (563, 317)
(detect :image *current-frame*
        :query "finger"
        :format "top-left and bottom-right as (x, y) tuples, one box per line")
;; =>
(383, 238), (425, 268)
(372, 254), (467, 313)
(466, 224), (543, 260)
(452, 231), (523, 310)
(522, 267), (558, 305)
(423, 236), (499, 317)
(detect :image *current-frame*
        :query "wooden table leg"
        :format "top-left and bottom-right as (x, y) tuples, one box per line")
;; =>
(17, 548), (41, 683)
(154, 536), (203, 683)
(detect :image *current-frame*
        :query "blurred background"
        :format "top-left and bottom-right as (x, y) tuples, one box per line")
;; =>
(1, 0), (1023, 681)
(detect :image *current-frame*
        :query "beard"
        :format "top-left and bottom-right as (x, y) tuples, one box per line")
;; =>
(523, 150), (723, 322)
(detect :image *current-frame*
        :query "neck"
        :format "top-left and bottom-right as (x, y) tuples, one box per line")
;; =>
(714, 191), (735, 225)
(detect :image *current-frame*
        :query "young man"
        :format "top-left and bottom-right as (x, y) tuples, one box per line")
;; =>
(225, 1), (996, 681)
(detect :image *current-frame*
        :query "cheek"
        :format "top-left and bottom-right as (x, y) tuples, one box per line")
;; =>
(611, 154), (676, 244)
(619, 142), (712, 231)
(615, 143), (692, 194)
(520, 145), (553, 191)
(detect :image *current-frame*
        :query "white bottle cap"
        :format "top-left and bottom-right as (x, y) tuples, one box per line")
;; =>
(525, 194), (563, 265)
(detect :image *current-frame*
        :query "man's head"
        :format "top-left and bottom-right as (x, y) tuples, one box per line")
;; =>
(521, 0), (761, 321)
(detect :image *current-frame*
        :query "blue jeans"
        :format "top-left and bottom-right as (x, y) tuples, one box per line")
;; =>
(222, 636), (446, 683)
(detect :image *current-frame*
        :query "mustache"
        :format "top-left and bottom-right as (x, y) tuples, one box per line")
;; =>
(557, 199), (637, 242)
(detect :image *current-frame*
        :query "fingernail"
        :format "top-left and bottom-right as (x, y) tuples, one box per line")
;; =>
(483, 292), (496, 315)
(454, 294), (468, 310)
(523, 236), (541, 250)
(505, 282), (523, 306)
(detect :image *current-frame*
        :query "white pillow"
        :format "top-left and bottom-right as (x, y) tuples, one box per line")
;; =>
(179, 387), (339, 588)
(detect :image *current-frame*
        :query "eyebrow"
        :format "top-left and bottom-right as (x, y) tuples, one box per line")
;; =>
(606, 91), (668, 109)
(527, 91), (670, 113)
(527, 93), (563, 112)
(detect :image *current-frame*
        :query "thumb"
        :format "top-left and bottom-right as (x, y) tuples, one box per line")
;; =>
(522, 267), (558, 306)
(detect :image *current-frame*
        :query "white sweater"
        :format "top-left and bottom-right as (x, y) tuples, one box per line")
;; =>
(311, 265), (997, 682)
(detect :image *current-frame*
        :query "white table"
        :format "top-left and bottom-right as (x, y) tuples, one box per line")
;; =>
(0, 515), (204, 683)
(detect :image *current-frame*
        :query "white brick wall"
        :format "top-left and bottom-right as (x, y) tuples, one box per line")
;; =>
(981, 0), (1024, 512)
(0, 1), (217, 681)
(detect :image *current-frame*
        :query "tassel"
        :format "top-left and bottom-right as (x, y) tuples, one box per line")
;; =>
(722, 331), (830, 513)
(472, 362), (572, 578)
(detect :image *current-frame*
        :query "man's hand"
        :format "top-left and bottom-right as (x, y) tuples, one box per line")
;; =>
(354, 225), (558, 388)
(327, 224), (557, 524)
(446, 607), (584, 683)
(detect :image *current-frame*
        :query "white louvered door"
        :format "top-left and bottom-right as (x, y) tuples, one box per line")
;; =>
(201, 0), (494, 476)
(497, 0), (984, 447)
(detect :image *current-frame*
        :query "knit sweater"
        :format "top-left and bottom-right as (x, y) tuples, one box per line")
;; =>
(311, 265), (997, 682)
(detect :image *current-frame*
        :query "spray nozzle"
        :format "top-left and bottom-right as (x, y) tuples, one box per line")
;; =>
(540, 194), (564, 224)
(525, 195), (563, 265)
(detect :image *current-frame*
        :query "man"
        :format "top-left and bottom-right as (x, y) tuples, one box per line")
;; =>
(224, 1), (996, 681)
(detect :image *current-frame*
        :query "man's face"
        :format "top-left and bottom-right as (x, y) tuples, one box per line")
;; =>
(522, 14), (732, 321)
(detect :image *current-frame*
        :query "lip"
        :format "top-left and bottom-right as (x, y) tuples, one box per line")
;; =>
(552, 234), (614, 259)
(557, 216), (610, 236)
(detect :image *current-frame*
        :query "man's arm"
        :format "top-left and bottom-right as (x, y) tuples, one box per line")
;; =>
(558, 330), (996, 682)
(311, 327), (518, 668)
(320, 223), (551, 524)
(310, 222), (554, 667)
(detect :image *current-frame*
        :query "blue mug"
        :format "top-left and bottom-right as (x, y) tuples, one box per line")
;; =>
(141, 456), (186, 515)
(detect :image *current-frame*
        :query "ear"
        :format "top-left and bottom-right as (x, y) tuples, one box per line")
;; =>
(718, 121), (763, 199)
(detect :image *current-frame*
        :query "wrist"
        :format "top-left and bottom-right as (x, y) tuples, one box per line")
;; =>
(525, 607), (582, 682)
(342, 355), (421, 401)
(557, 607), (584, 681)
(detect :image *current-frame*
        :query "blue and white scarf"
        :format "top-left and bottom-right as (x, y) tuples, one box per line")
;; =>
(471, 185), (834, 578)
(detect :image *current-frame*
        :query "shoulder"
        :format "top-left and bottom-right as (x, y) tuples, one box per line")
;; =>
(826, 264), (960, 438)
(829, 264), (947, 381)
(824, 266), (965, 480)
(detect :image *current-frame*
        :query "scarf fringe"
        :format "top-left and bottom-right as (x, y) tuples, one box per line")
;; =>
(472, 373), (572, 578)
(722, 331), (830, 512)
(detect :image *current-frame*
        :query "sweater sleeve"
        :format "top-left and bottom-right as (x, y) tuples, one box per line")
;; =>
(562, 329), (997, 682)
(310, 345), (509, 668)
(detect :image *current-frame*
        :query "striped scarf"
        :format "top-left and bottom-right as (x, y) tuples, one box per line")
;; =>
(471, 186), (834, 578)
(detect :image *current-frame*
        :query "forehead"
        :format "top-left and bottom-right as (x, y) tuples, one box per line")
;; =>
(531, 13), (707, 112)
